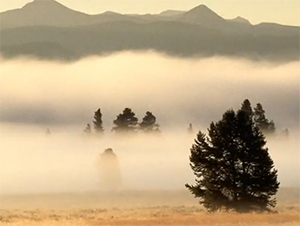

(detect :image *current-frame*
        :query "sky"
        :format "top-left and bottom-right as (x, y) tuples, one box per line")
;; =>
(0, 0), (299, 26)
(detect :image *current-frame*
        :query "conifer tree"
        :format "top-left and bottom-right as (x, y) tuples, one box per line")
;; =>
(93, 108), (104, 133)
(241, 99), (253, 117)
(139, 111), (160, 133)
(253, 103), (275, 135)
(186, 109), (279, 213)
(112, 108), (138, 133)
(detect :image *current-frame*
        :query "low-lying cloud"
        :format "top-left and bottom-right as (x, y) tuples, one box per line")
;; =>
(0, 52), (299, 194)
(0, 51), (299, 130)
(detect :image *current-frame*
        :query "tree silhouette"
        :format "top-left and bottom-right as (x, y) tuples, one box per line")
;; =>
(98, 148), (121, 191)
(84, 123), (92, 134)
(253, 103), (275, 135)
(241, 99), (253, 117)
(188, 123), (194, 134)
(112, 108), (138, 133)
(139, 111), (160, 133)
(186, 109), (279, 213)
(93, 108), (104, 133)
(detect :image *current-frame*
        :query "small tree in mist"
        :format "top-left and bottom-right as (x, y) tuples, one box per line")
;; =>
(139, 111), (160, 133)
(112, 108), (138, 133)
(253, 103), (275, 135)
(84, 123), (92, 134)
(280, 128), (289, 138)
(98, 148), (121, 191)
(93, 108), (104, 133)
(186, 109), (279, 213)
(188, 123), (194, 134)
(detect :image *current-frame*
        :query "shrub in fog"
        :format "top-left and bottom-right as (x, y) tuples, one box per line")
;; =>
(186, 108), (279, 213)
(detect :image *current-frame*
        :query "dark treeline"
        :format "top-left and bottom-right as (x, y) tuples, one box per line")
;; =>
(84, 107), (160, 135)
(83, 99), (288, 138)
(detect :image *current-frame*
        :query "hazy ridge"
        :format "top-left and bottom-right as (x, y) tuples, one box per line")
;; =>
(0, 0), (299, 62)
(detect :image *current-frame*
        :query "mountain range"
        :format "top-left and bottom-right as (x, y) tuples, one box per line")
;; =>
(0, 0), (299, 61)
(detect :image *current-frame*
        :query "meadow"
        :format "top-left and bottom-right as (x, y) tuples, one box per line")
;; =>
(1, 189), (299, 226)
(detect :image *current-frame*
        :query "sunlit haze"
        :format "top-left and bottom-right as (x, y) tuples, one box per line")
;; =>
(0, 1), (299, 223)
(0, 52), (299, 194)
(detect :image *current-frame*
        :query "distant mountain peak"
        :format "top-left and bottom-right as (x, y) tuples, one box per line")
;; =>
(192, 4), (210, 10)
(159, 10), (185, 17)
(179, 4), (226, 26)
(22, 0), (71, 11)
(188, 4), (216, 14)
(26, 0), (59, 5)
(103, 11), (121, 15)
(0, 0), (91, 29)
(230, 16), (251, 25)
(22, 0), (61, 9)
(20, 0), (90, 17)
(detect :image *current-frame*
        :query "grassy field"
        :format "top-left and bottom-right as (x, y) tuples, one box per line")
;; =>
(0, 188), (299, 226)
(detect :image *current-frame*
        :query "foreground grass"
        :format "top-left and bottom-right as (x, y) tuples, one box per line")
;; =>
(1, 189), (299, 225)
(1, 206), (299, 226)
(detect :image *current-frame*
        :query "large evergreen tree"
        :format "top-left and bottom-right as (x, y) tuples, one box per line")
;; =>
(186, 109), (279, 213)
(93, 108), (104, 133)
(112, 108), (138, 133)
(139, 111), (160, 133)
(253, 103), (275, 135)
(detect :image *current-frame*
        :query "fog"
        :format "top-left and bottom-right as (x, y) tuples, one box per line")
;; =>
(0, 51), (299, 194)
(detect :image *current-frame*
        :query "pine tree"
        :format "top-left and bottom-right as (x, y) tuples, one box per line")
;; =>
(186, 109), (279, 213)
(241, 99), (253, 117)
(139, 111), (160, 133)
(112, 108), (138, 133)
(253, 103), (275, 135)
(93, 108), (104, 133)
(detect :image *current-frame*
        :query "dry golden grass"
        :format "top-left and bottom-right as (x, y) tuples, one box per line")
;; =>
(0, 189), (299, 226)
(0, 207), (299, 226)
